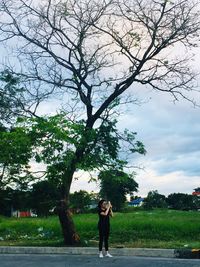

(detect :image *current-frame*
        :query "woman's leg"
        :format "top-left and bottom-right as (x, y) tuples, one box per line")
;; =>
(104, 231), (109, 251)
(104, 231), (112, 257)
(99, 229), (104, 252)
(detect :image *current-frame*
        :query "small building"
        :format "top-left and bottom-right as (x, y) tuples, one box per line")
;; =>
(12, 210), (37, 217)
(192, 187), (200, 196)
(128, 198), (144, 207)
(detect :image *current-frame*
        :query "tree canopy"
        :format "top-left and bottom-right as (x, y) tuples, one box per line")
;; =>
(167, 193), (199, 210)
(0, 0), (199, 120)
(99, 169), (138, 210)
(143, 190), (167, 209)
(0, 0), (200, 245)
(0, 126), (33, 190)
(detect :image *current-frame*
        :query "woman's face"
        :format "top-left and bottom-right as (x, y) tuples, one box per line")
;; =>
(101, 201), (107, 209)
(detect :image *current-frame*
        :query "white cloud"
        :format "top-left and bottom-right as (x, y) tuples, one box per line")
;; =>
(118, 89), (200, 196)
(71, 171), (99, 193)
(136, 169), (199, 197)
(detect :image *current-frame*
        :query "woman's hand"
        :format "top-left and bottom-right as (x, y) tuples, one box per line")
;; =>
(109, 202), (113, 217)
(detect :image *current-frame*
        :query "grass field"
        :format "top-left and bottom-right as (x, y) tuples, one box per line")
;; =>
(0, 209), (200, 249)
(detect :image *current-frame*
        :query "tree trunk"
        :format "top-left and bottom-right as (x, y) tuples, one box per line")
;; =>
(57, 126), (95, 245)
(56, 155), (81, 245)
(56, 198), (80, 245)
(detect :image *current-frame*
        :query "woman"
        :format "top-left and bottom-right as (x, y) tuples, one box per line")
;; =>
(97, 199), (113, 258)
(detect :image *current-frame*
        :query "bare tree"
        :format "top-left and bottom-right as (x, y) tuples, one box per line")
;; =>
(0, 0), (199, 244)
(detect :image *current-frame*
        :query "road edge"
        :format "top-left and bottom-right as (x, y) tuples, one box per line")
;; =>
(0, 246), (199, 258)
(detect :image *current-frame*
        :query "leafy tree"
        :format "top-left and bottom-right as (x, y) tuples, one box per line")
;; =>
(167, 193), (199, 210)
(17, 114), (144, 243)
(99, 169), (138, 211)
(70, 190), (92, 211)
(30, 180), (61, 217)
(0, 0), (199, 244)
(143, 190), (167, 209)
(0, 187), (13, 216)
(0, 71), (25, 124)
(0, 126), (33, 190)
(0, 187), (31, 216)
(0, 69), (39, 190)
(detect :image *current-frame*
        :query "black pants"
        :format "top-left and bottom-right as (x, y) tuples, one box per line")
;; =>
(99, 228), (109, 251)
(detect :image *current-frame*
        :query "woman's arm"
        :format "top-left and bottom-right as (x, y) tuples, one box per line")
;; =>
(109, 208), (113, 217)
(100, 202), (114, 216)
(109, 202), (113, 217)
(100, 203), (111, 216)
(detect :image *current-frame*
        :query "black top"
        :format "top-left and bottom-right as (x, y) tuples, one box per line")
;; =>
(98, 207), (110, 232)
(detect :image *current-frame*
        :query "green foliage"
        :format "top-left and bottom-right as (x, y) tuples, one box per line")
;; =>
(143, 190), (167, 209)
(30, 180), (61, 217)
(79, 120), (123, 170)
(0, 110), (145, 201)
(0, 126), (33, 189)
(0, 181), (61, 217)
(70, 190), (92, 211)
(0, 188), (13, 216)
(16, 114), (145, 187)
(0, 187), (32, 216)
(0, 127), (32, 164)
(167, 193), (200, 211)
(99, 169), (138, 211)
(21, 115), (120, 168)
(0, 72), (145, 197)
(0, 215), (62, 245)
(121, 205), (144, 213)
(0, 70), (25, 123)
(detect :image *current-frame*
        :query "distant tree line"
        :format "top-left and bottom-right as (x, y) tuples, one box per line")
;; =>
(0, 181), (99, 217)
(143, 190), (200, 211)
(0, 168), (139, 216)
(1, 183), (200, 217)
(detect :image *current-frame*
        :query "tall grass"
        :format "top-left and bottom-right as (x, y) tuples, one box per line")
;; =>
(0, 209), (200, 248)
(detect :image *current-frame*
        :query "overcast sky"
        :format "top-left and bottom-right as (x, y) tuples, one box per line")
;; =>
(27, 48), (200, 197)
(1, 48), (200, 198)
(120, 89), (200, 197)
(70, 86), (200, 197)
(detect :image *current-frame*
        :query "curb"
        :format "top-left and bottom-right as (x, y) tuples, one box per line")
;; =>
(0, 246), (199, 259)
(0, 246), (175, 258)
(175, 249), (200, 259)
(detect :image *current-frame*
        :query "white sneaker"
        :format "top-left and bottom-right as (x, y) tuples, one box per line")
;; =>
(99, 251), (104, 258)
(105, 252), (113, 257)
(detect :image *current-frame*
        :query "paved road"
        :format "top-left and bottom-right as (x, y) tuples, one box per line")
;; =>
(0, 254), (200, 267)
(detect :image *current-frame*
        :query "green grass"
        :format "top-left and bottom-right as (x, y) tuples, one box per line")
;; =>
(0, 209), (200, 249)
